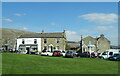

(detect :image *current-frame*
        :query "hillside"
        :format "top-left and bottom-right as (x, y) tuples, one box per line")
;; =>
(0, 28), (34, 48)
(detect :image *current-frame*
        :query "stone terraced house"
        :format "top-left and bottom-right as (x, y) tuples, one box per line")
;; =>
(82, 34), (110, 53)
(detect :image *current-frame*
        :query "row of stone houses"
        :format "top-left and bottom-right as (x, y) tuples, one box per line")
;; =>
(16, 30), (66, 54)
(66, 34), (110, 53)
(16, 30), (110, 54)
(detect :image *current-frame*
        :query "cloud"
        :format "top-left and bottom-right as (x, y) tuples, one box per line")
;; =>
(96, 25), (113, 32)
(3, 18), (13, 22)
(23, 27), (28, 30)
(50, 22), (59, 26)
(15, 13), (22, 16)
(80, 13), (118, 24)
(66, 30), (81, 41)
(14, 13), (26, 16)
(80, 25), (114, 36)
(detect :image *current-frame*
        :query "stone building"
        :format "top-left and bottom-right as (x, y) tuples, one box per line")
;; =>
(16, 30), (66, 54)
(41, 31), (66, 52)
(82, 34), (110, 53)
(66, 41), (80, 51)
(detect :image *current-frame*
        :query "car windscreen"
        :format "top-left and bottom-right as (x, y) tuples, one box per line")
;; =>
(102, 51), (108, 55)
(67, 51), (73, 53)
(113, 54), (120, 56)
(42, 50), (46, 52)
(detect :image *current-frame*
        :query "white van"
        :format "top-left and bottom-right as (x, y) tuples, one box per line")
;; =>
(99, 49), (120, 59)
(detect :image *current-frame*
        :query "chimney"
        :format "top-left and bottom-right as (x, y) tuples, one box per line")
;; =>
(63, 29), (66, 33)
(100, 34), (104, 37)
(63, 29), (66, 39)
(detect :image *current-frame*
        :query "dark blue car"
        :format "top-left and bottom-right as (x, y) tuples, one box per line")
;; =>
(108, 54), (120, 61)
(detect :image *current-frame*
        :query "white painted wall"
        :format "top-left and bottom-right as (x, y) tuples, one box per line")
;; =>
(17, 38), (41, 52)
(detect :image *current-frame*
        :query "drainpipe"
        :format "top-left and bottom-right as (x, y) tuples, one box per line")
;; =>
(80, 35), (82, 53)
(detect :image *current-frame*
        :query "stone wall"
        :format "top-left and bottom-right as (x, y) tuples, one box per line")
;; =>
(97, 36), (110, 53)
(41, 38), (66, 51)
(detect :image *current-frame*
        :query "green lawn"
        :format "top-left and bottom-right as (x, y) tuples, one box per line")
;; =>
(2, 53), (118, 74)
(0, 53), (2, 75)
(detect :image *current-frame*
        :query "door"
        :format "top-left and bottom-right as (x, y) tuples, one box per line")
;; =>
(49, 44), (54, 52)
(26, 47), (30, 54)
(50, 46), (53, 52)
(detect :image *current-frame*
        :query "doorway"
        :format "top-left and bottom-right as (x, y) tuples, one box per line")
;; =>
(50, 46), (53, 52)
(49, 44), (54, 52)
(26, 47), (30, 54)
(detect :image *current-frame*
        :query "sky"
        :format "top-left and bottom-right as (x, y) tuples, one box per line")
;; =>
(2, 2), (118, 45)
(2, 0), (120, 2)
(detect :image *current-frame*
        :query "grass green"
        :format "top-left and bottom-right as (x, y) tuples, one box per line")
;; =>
(2, 53), (118, 74)
(0, 53), (2, 75)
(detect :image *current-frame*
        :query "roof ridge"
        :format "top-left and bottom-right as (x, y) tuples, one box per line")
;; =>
(39, 32), (63, 34)
(19, 32), (65, 38)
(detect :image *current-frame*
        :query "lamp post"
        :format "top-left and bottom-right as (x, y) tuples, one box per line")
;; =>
(77, 35), (83, 53)
(81, 35), (83, 53)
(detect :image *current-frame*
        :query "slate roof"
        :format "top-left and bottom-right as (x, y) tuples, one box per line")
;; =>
(82, 36), (96, 40)
(110, 45), (119, 49)
(19, 33), (65, 38)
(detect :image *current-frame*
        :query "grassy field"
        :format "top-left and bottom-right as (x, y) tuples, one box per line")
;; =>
(0, 53), (2, 75)
(2, 53), (118, 74)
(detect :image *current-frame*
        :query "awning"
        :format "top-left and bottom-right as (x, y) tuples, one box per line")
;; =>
(19, 44), (38, 46)
(19, 46), (26, 48)
(31, 46), (37, 48)
(88, 45), (95, 47)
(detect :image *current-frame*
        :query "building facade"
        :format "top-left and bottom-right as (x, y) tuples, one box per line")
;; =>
(66, 41), (80, 51)
(17, 38), (41, 54)
(16, 30), (66, 54)
(82, 34), (110, 53)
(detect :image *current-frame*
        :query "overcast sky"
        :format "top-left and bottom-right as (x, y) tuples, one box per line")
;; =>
(2, 2), (118, 45)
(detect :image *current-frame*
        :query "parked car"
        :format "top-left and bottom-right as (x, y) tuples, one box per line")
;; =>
(76, 52), (90, 58)
(99, 49), (120, 59)
(73, 52), (78, 57)
(61, 50), (66, 56)
(52, 50), (63, 56)
(90, 52), (99, 58)
(41, 50), (53, 56)
(58, 50), (66, 56)
(108, 53), (120, 61)
(65, 50), (74, 58)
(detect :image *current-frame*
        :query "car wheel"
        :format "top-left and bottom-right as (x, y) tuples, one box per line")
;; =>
(101, 57), (104, 59)
(116, 59), (120, 61)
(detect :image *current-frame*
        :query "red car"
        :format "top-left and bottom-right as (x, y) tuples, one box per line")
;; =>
(89, 52), (99, 58)
(53, 50), (63, 56)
